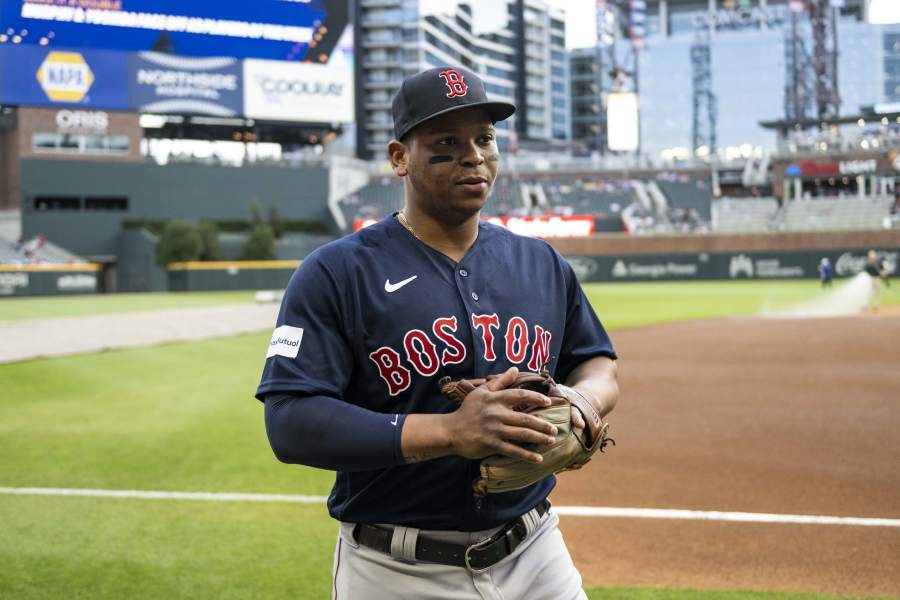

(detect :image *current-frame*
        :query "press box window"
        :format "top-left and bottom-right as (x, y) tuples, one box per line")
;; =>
(84, 197), (129, 211)
(33, 133), (130, 155)
(34, 196), (80, 211)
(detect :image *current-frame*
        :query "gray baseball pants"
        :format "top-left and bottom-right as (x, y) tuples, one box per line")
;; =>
(331, 507), (588, 600)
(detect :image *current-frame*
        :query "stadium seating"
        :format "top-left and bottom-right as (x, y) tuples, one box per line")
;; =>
(334, 173), (895, 236)
(338, 178), (404, 226)
(1, 235), (88, 264)
(655, 177), (713, 221)
(780, 196), (894, 231)
(712, 197), (781, 232)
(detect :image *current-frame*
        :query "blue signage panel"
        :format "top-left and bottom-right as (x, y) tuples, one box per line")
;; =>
(129, 52), (242, 116)
(0, 44), (129, 110)
(1, 1), (346, 62)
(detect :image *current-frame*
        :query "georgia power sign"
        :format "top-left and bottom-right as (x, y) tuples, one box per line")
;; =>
(36, 51), (95, 103)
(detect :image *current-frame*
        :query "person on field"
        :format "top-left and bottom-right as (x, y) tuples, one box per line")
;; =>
(818, 257), (833, 289)
(864, 250), (889, 312)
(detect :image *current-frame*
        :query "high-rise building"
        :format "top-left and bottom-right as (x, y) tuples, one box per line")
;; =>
(569, 47), (606, 155)
(632, 0), (894, 161)
(353, 0), (569, 159)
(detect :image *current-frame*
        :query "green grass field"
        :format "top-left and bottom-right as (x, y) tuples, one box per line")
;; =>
(2, 279), (896, 325)
(0, 290), (257, 321)
(1, 280), (897, 599)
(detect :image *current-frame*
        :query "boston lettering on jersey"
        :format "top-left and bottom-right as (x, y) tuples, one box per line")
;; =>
(256, 217), (615, 530)
(369, 313), (552, 396)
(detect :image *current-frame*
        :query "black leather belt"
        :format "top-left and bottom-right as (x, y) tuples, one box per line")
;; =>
(352, 500), (550, 573)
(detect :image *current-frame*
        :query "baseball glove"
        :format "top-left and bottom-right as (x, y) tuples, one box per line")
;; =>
(440, 370), (613, 496)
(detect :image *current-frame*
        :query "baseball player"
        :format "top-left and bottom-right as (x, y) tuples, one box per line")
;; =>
(256, 66), (618, 600)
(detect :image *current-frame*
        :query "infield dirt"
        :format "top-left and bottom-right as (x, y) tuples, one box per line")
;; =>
(554, 314), (900, 597)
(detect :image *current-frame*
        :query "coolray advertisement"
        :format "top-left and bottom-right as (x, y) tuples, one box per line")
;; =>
(0, 44), (129, 109)
(243, 52), (353, 123)
(129, 52), (242, 116)
(1, 1), (349, 62)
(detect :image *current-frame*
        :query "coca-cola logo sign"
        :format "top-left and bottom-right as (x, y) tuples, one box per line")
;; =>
(835, 251), (899, 276)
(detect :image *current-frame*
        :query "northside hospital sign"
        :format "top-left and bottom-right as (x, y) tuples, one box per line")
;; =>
(0, 0), (355, 124)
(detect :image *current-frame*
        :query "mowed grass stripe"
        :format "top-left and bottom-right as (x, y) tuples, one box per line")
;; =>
(0, 290), (258, 321)
(0, 332), (334, 494)
(0, 495), (337, 600)
(2, 278), (894, 326)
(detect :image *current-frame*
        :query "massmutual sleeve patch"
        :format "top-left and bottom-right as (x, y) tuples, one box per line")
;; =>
(266, 325), (304, 359)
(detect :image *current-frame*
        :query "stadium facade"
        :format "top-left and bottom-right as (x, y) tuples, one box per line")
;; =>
(634, 0), (898, 161)
(353, 0), (570, 159)
(569, 47), (613, 155)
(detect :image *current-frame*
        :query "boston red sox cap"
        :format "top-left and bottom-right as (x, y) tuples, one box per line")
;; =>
(391, 66), (516, 141)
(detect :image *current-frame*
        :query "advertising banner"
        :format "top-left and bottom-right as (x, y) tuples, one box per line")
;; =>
(0, 266), (98, 296)
(484, 215), (596, 237)
(354, 215), (597, 237)
(243, 55), (353, 123)
(129, 52), (242, 116)
(1, 1), (348, 62)
(0, 44), (129, 109)
(564, 249), (899, 282)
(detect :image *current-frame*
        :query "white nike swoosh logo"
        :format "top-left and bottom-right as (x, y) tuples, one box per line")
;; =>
(391, 414), (399, 426)
(385, 275), (417, 293)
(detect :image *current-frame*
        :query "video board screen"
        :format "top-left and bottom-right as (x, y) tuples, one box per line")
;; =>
(0, 1), (348, 62)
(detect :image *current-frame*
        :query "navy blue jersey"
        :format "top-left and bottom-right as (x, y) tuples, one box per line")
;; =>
(256, 216), (616, 531)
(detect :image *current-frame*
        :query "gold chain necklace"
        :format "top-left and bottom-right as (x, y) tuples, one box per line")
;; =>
(397, 210), (421, 241)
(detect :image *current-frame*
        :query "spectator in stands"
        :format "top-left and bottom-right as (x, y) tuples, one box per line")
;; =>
(818, 257), (833, 289)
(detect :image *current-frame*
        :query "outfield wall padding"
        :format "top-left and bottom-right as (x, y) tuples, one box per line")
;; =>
(566, 247), (899, 282)
(167, 261), (298, 292)
(548, 230), (900, 256)
(0, 264), (99, 296)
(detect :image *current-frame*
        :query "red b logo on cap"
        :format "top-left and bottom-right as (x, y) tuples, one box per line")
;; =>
(439, 69), (468, 98)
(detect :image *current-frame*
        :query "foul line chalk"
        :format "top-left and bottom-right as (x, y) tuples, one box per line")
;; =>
(552, 506), (900, 527)
(0, 487), (328, 504)
(1, 487), (898, 528)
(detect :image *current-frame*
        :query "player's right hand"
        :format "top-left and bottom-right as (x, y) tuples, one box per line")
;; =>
(446, 367), (558, 463)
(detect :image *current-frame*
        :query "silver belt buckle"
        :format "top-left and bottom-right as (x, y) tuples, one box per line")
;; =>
(463, 536), (494, 573)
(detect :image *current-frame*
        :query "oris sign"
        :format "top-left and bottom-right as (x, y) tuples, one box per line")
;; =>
(243, 55), (353, 123)
(55, 110), (109, 132)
